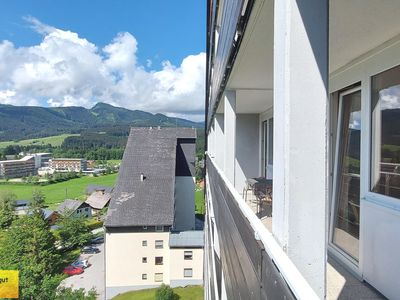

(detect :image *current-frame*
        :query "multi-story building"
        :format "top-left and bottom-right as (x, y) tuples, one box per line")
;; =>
(49, 158), (87, 172)
(0, 156), (35, 178)
(205, 1), (400, 299)
(105, 127), (203, 299)
(31, 152), (52, 168)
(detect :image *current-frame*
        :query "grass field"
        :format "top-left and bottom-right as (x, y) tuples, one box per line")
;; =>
(113, 285), (203, 300)
(0, 173), (117, 209)
(0, 133), (80, 148)
(195, 189), (205, 215)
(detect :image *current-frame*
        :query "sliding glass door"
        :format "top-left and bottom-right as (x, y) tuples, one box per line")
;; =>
(332, 88), (361, 262)
(262, 118), (273, 179)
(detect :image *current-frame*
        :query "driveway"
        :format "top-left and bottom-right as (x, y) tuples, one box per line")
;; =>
(61, 243), (105, 299)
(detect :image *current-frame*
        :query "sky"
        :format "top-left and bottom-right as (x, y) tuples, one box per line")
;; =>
(0, 1), (206, 121)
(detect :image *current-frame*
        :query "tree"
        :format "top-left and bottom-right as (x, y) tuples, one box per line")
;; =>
(155, 284), (179, 300)
(0, 190), (16, 229)
(55, 287), (97, 300)
(31, 189), (45, 210)
(57, 214), (92, 248)
(0, 211), (60, 299)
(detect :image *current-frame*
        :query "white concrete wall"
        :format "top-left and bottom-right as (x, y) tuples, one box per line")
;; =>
(235, 114), (260, 194)
(105, 232), (170, 290)
(174, 176), (195, 231)
(224, 91), (236, 185)
(214, 113), (225, 171)
(273, 0), (328, 297)
(169, 248), (203, 286)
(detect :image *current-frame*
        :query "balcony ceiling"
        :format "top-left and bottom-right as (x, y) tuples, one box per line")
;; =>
(223, 0), (400, 113)
(330, 0), (400, 73)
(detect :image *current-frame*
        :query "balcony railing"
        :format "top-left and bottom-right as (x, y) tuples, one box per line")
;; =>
(206, 156), (319, 299)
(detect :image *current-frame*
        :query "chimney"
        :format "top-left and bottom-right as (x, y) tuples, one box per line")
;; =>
(140, 173), (144, 181)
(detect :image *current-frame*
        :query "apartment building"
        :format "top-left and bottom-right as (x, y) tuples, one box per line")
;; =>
(49, 158), (87, 172)
(105, 127), (203, 299)
(205, 1), (400, 299)
(0, 155), (35, 178)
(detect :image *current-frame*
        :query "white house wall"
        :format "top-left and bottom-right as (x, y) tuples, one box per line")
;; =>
(234, 114), (260, 194)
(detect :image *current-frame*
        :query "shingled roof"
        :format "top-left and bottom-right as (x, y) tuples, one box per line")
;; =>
(105, 127), (196, 227)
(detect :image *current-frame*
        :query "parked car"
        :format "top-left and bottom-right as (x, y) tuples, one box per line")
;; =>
(71, 259), (89, 269)
(91, 236), (104, 244)
(82, 246), (100, 254)
(63, 266), (84, 276)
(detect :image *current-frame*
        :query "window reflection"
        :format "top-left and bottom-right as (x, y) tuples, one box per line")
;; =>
(333, 90), (361, 261)
(371, 65), (400, 200)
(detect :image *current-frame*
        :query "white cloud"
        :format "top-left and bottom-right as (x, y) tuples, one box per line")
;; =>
(0, 17), (205, 121)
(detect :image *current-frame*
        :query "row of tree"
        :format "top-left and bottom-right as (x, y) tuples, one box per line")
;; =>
(0, 190), (96, 299)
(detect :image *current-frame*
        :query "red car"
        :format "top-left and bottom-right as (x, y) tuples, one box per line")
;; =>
(63, 266), (84, 276)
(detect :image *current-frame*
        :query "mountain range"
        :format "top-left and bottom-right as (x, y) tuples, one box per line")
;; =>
(0, 102), (203, 141)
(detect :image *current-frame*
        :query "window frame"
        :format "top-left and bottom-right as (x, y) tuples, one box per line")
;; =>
(155, 256), (163, 265)
(184, 251), (193, 260)
(329, 86), (362, 266)
(154, 273), (163, 282)
(155, 240), (163, 249)
(183, 268), (193, 278)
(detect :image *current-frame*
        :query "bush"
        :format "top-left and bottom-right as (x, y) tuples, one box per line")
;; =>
(155, 284), (179, 300)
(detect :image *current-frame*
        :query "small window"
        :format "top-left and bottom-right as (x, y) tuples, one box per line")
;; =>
(154, 273), (163, 282)
(184, 251), (193, 260)
(155, 225), (164, 232)
(143, 226), (147, 230)
(142, 274), (147, 280)
(142, 240), (147, 246)
(155, 240), (163, 249)
(85, 207), (89, 211)
(155, 256), (163, 265)
(142, 257), (147, 263)
(184, 268), (193, 278)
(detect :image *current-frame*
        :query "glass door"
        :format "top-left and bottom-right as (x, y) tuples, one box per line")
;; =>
(262, 118), (273, 179)
(331, 88), (361, 262)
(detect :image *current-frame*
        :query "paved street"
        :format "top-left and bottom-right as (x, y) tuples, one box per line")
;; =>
(61, 243), (105, 299)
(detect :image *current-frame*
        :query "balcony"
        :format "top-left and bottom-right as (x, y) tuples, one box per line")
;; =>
(206, 156), (384, 299)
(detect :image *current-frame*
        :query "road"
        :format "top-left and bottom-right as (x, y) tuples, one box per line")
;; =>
(60, 243), (105, 299)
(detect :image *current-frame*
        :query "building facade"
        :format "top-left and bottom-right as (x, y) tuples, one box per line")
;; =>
(105, 128), (203, 299)
(49, 158), (87, 172)
(205, 1), (400, 299)
(0, 156), (35, 178)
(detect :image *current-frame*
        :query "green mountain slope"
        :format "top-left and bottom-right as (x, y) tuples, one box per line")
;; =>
(0, 102), (203, 141)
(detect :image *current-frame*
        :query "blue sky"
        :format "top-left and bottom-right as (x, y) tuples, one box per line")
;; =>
(0, 1), (206, 121)
(0, 0), (206, 68)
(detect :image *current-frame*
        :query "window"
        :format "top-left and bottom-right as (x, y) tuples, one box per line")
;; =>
(142, 240), (147, 246)
(155, 225), (164, 232)
(262, 118), (274, 179)
(142, 257), (147, 263)
(371, 65), (400, 200)
(184, 251), (193, 260)
(154, 273), (163, 282)
(155, 240), (163, 249)
(142, 274), (147, 280)
(332, 88), (361, 261)
(143, 226), (147, 230)
(155, 256), (163, 265)
(184, 268), (193, 278)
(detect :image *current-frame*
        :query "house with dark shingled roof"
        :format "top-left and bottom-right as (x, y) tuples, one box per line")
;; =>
(105, 127), (203, 298)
